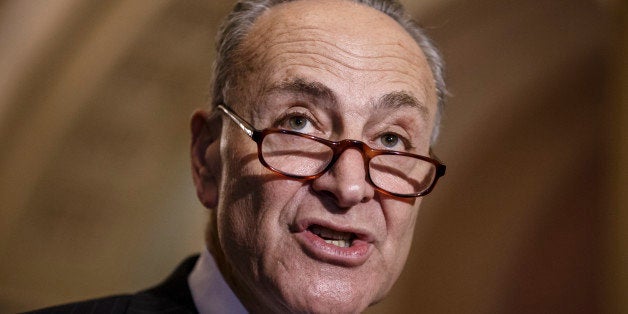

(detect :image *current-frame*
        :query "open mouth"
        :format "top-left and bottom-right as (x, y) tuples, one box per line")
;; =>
(308, 224), (356, 248)
(295, 220), (372, 266)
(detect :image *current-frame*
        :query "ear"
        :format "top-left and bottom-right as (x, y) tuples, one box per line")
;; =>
(190, 109), (221, 209)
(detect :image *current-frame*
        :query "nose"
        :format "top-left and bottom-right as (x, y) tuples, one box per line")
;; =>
(311, 148), (375, 208)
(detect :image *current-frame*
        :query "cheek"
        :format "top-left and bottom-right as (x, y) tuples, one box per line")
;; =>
(215, 134), (265, 262)
(217, 145), (306, 258)
(384, 197), (421, 234)
(380, 198), (421, 268)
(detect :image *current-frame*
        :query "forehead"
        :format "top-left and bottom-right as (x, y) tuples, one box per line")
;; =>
(235, 0), (436, 115)
(256, 0), (413, 46)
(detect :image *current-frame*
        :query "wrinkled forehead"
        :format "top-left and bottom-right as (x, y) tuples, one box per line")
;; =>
(262, 1), (415, 45)
(232, 0), (437, 115)
(245, 0), (427, 61)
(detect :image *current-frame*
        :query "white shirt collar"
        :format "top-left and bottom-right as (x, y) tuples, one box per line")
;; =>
(188, 247), (248, 314)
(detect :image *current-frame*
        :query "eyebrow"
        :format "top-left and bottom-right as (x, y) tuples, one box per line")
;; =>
(374, 91), (429, 122)
(266, 78), (428, 121)
(267, 78), (337, 106)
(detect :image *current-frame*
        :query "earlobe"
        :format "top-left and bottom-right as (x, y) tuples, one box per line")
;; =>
(190, 109), (222, 209)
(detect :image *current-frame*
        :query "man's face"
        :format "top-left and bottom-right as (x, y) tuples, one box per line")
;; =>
(205, 0), (437, 312)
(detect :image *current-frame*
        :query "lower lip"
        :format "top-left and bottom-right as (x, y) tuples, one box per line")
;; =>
(295, 230), (372, 267)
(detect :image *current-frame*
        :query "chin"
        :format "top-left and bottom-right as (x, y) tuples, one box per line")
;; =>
(280, 296), (372, 314)
(269, 276), (383, 314)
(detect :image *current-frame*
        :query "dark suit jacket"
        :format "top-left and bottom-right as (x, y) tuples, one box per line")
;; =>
(24, 255), (200, 314)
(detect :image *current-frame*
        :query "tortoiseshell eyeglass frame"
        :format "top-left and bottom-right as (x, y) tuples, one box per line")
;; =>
(212, 104), (446, 198)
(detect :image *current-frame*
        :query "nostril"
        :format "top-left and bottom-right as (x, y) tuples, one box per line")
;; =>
(312, 178), (374, 208)
(310, 149), (375, 207)
(317, 190), (342, 208)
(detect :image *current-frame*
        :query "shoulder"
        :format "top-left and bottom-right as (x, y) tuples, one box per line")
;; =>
(22, 289), (198, 314)
(23, 294), (132, 314)
(125, 255), (199, 313)
(23, 255), (200, 314)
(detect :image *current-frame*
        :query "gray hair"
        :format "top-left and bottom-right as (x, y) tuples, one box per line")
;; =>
(212, 0), (446, 143)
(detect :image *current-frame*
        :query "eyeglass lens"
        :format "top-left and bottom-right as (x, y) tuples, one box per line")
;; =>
(260, 132), (437, 196)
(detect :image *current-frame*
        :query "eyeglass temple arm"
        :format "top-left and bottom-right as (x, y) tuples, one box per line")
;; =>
(429, 147), (446, 170)
(215, 104), (255, 138)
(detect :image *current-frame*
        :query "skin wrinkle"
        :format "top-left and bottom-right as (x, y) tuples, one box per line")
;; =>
(260, 34), (425, 60)
(255, 55), (423, 90)
(249, 15), (436, 102)
(201, 1), (437, 312)
(236, 38), (432, 106)
(268, 2), (414, 47)
(275, 64), (426, 108)
(254, 12), (427, 57)
(266, 50), (420, 81)
(240, 24), (430, 92)
(262, 47), (426, 81)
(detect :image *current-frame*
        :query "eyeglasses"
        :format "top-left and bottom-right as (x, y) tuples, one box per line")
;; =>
(214, 104), (446, 198)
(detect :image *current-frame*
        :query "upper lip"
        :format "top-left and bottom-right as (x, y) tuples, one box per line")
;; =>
(294, 218), (376, 243)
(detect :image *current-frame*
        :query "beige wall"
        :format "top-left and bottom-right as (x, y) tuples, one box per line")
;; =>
(0, 0), (623, 312)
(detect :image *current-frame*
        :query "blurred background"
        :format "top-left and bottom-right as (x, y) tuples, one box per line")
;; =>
(0, 0), (625, 313)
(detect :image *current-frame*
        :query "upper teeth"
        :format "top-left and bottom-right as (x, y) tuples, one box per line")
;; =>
(325, 239), (350, 248)
(310, 225), (353, 247)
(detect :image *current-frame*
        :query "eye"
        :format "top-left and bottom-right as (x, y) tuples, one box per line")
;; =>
(380, 133), (400, 148)
(288, 115), (309, 130)
(276, 112), (317, 134)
